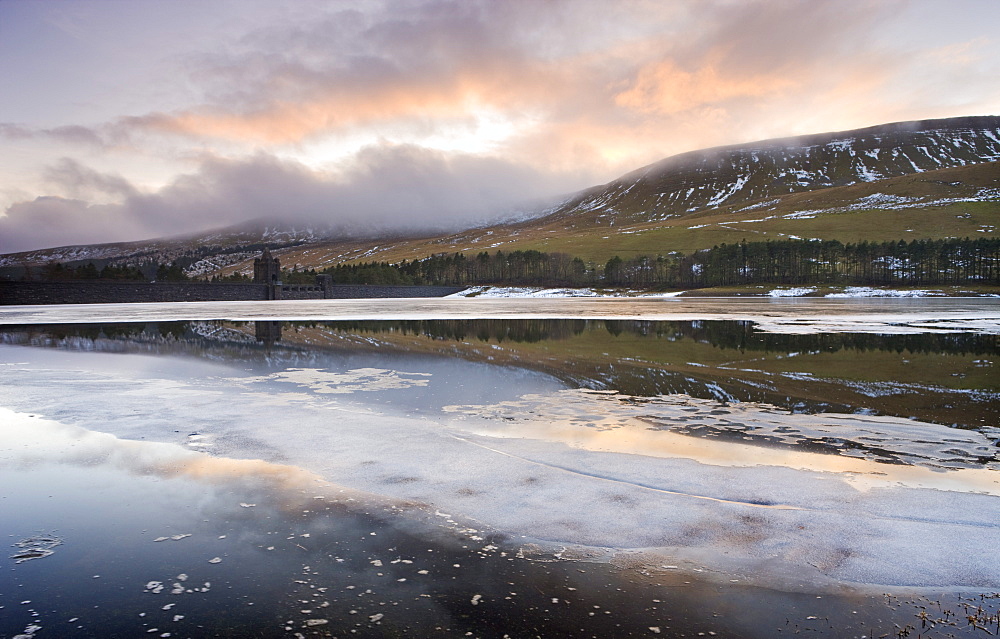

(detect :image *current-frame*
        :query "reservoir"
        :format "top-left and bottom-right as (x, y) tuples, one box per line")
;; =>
(2, 298), (998, 637)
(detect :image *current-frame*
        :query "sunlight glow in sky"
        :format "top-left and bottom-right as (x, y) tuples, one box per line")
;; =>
(1, 0), (998, 252)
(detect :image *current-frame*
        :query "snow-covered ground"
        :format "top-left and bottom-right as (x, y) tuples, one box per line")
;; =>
(447, 286), (682, 298)
(767, 287), (817, 297)
(824, 286), (948, 298)
(765, 286), (954, 298)
(449, 286), (601, 298)
(456, 285), (995, 299)
(2, 345), (999, 593)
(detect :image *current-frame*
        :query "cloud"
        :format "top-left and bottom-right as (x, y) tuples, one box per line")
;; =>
(3, 1), (983, 164)
(0, 197), (144, 253)
(0, 123), (112, 148)
(42, 158), (139, 200)
(614, 61), (797, 115)
(110, 3), (577, 146)
(0, 146), (588, 253)
(2, 0), (999, 253)
(118, 1), (901, 148)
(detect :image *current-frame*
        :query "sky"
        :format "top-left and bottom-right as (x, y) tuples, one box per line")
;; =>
(1, 0), (999, 254)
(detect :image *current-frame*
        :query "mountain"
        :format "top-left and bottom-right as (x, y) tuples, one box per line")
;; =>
(0, 221), (337, 279)
(249, 116), (1000, 270)
(2, 116), (998, 278)
(546, 115), (1000, 229)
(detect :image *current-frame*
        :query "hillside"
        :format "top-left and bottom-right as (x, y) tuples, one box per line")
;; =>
(2, 116), (998, 278)
(549, 115), (1000, 226)
(230, 116), (1000, 271)
(250, 160), (1000, 270)
(0, 222), (332, 279)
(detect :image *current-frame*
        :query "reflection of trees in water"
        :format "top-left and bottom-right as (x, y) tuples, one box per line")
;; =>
(294, 319), (590, 344)
(631, 320), (999, 356)
(306, 319), (997, 356)
(3, 319), (995, 356)
(1, 322), (189, 342)
(2, 319), (994, 429)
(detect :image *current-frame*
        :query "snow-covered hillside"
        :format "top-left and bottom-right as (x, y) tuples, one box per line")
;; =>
(552, 116), (1000, 226)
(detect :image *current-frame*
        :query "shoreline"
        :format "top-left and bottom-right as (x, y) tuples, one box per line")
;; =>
(1, 297), (999, 334)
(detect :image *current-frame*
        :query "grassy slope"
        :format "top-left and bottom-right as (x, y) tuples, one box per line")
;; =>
(230, 161), (999, 273)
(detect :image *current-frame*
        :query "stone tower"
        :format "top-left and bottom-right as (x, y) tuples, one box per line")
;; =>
(253, 249), (280, 285)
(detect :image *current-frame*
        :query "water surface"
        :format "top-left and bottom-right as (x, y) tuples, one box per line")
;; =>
(2, 300), (999, 637)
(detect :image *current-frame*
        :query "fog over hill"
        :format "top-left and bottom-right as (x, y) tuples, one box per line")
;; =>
(2, 116), (999, 277)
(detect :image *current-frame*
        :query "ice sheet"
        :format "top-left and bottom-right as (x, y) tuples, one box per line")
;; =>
(265, 367), (432, 394)
(3, 346), (999, 592)
(445, 389), (1000, 473)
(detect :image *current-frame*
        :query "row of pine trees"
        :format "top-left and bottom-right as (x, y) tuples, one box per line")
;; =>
(316, 238), (1000, 288)
(34, 261), (189, 282)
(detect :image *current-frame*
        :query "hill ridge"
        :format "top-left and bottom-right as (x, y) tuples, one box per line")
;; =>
(549, 115), (1000, 229)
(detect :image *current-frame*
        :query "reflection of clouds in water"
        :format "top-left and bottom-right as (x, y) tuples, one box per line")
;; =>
(437, 389), (1000, 590)
(5, 353), (1000, 592)
(1, 406), (341, 504)
(446, 389), (1000, 472)
(251, 367), (432, 394)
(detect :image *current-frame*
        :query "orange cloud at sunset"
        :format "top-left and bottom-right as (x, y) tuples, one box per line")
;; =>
(614, 59), (797, 116)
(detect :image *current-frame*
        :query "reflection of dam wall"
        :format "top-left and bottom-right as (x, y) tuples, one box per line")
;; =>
(0, 281), (269, 305)
(0, 281), (466, 305)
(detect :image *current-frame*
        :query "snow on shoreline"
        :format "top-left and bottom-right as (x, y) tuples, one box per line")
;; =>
(457, 285), (996, 299)
(447, 285), (681, 298)
(767, 287), (817, 297)
(825, 286), (947, 298)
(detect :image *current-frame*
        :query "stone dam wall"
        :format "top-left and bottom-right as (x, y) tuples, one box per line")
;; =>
(0, 281), (466, 305)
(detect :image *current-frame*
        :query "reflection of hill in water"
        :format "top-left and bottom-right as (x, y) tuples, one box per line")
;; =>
(1, 319), (996, 430)
(323, 318), (998, 355)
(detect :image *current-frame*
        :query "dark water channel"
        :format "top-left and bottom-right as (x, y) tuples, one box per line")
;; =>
(4, 440), (998, 639)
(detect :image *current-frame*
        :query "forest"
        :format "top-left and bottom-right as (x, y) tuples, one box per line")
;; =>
(26, 237), (999, 289)
(309, 237), (1000, 289)
(33, 260), (190, 282)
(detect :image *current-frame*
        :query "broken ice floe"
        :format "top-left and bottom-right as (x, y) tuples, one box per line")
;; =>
(153, 534), (192, 542)
(145, 577), (212, 595)
(10, 534), (62, 563)
(185, 433), (212, 449)
(253, 367), (431, 394)
(12, 623), (42, 639)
